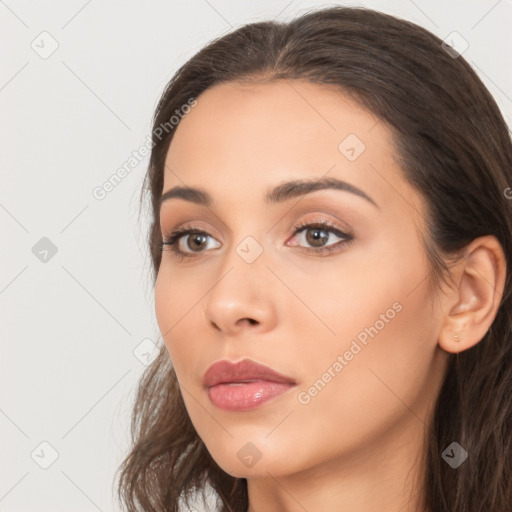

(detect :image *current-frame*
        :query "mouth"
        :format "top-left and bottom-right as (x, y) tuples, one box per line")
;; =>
(203, 359), (296, 411)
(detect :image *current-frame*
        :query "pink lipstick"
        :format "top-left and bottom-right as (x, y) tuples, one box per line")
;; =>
(203, 359), (296, 411)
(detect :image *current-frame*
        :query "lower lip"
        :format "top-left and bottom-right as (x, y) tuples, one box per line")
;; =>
(207, 381), (295, 411)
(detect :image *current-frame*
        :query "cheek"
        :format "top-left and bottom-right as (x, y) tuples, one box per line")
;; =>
(294, 292), (439, 455)
(154, 266), (204, 372)
(295, 267), (438, 433)
(287, 235), (438, 415)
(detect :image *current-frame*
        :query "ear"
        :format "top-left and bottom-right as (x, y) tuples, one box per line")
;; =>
(438, 235), (507, 354)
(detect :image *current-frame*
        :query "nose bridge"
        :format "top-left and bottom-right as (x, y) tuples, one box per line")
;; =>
(211, 230), (268, 301)
(218, 211), (270, 273)
(202, 226), (276, 333)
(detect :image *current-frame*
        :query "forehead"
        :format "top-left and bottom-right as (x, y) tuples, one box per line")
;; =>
(162, 79), (422, 220)
(166, 79), (384, 167)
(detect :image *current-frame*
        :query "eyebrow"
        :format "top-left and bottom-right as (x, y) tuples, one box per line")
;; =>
(158, 177), (379, 210)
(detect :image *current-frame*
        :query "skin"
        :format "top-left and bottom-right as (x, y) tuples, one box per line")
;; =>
(154, 80), (506, 512)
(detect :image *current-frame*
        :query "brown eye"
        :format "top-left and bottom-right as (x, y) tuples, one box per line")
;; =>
(304, 226), (330, 247)
(288, 221), (352, 252)
(161, 227), (221, 259)
(186, 233), (209, 252)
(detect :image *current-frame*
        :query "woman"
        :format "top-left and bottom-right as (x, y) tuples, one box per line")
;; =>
(115, 6), (512, 511)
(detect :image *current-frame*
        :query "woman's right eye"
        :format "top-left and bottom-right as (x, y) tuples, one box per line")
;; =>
(161, 228), (221, 260)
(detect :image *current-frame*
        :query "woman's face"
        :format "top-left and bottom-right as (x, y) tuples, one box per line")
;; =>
(155, 80), (450, 478)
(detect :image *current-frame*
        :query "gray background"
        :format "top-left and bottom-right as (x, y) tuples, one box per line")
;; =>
(1, 1), (511, 511)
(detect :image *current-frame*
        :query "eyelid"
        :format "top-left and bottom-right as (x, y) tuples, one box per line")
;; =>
(163, 214), (351, 243)
(162, 224), (220, 250)
(160, 221), (221, 242)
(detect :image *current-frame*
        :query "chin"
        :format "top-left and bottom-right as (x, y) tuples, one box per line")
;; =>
(203, 439), (303, 479)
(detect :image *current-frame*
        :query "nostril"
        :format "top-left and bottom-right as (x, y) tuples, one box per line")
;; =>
(236, 318), (258, 327)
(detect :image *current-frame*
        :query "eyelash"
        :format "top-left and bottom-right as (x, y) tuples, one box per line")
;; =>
(160, 219), (354, 262)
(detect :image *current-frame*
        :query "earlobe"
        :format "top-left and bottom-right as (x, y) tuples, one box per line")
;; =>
(438, 235), (507, 354)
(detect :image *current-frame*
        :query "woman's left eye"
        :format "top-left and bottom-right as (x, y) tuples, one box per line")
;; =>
(286, 221), (353, 254)
(160, 220), (353, 261)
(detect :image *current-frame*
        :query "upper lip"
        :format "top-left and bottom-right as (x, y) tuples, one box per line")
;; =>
(203, 359), (296, 388)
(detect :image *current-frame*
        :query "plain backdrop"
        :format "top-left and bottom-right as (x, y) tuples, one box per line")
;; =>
(1, 1), (511, 511)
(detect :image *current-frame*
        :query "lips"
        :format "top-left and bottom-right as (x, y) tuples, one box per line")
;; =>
(203, 358), (296, 388)
(203, 359), (296, 411)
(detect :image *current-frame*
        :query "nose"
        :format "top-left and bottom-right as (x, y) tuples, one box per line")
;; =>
(202, 252), (278, 336)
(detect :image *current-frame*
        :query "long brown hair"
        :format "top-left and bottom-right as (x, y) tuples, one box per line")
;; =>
(114, 6), (512, 511)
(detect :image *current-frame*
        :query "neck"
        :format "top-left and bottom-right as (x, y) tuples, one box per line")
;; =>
(246, 416), (429, 512)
